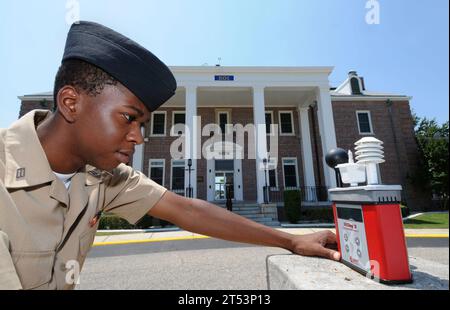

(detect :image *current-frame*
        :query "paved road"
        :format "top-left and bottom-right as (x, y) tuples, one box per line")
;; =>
(77, 237), (448, 290)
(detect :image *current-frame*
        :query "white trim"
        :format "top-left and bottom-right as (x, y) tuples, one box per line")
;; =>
(18, 95), (54, 101)
(150, 111), (167, 137)
(185, 86), (198, 198)
(171, 111), (186, 136)
(265, 111), (275, 135)
(282, 157), (300, 189)
(170, 159), (186, 191)
(169, 66), (335, 74)
(316, 87), (338, 189)
(149, 159), (166, 187)
(207, 159), (215, 201)
(298, 107), (316, 189)
(356, 110), (374, 135)
(132, 127), (146, 172)
(234, 159), (243, 201)
(331, 96), (412, 101)
(253, 86), (269, 204)
(278, 111), (295, 136)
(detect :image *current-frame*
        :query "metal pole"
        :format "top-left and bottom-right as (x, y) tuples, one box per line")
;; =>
(263, 158), (268, 204)
(187, 159), (192, 198)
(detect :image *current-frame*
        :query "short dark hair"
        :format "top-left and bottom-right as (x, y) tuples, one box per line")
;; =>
(53, 59), (118, 109)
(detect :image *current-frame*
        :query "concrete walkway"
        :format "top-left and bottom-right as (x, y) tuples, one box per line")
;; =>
(89, 228), (448, 290)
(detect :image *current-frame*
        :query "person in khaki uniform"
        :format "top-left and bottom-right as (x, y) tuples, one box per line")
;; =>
(0, 21), (340, 290)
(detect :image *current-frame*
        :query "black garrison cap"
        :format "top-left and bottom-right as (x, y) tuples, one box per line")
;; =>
(62, 21), (177, 112)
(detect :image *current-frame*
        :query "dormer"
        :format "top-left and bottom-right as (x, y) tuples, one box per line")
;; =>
(334, 71), (366, 95)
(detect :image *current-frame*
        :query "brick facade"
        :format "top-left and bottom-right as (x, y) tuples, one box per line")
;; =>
(332, 100), (429, 210)
(142, 107), (305, 202)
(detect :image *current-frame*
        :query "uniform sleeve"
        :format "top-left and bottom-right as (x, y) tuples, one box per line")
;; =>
(0, 230), (22, 290)
(102, 164), (168, 225)
(0, 178), (23, 290)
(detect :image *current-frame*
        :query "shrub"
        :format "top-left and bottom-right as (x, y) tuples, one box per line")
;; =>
(300, 208), (334, 223)
(284, 190), (302, 223)
(400, 204), (410, 218)
(99, 214), (176, 230)
(99, 214), (134, 230)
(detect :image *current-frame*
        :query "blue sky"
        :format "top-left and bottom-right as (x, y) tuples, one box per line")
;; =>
(0, 0), (448, 127)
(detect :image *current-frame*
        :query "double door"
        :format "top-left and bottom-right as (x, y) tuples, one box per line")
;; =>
(214, 171), (235, 201)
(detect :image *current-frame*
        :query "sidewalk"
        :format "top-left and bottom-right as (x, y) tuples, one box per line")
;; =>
(93, 227), (449, 246)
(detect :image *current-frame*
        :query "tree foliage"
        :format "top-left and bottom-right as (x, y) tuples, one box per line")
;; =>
(412, 112), (449, 209)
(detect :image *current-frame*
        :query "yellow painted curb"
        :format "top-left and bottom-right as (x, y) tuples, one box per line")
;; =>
(93, 233), (448, 247)
(405, 234), (449, 238)
(93, 235), (210, 247)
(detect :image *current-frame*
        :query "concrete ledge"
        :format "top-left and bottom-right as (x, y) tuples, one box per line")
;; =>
(267, 255), (449, 290)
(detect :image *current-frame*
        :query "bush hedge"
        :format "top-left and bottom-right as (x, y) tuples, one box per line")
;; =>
(283, 190), (302, 223)
(300, 208), (334, 223)
(99, 214), (135, 230)
(99, 214), (174, 230)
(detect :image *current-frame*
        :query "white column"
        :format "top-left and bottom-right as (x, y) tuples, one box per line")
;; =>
(298, 106), (316, 197)
(234, 159), (243, 201)
(132, 127), (145, 172)
(316, 87), (337, 189)
(207, 159), (214, 201)
(185, 86), (198, 198)
(253, 86), (268, 204)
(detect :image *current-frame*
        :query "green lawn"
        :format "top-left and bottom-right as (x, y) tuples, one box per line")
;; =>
(403, 213), (449, 229)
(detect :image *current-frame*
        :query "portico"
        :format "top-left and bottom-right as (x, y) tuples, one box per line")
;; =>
(135, 66), (338, 204)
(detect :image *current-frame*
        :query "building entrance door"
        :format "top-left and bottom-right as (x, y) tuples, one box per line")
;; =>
(207, 155), (242, 202)
(214, 172), (234, 200)
(214, 160), (235, 201)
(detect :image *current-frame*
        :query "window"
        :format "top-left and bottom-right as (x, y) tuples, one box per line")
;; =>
(268, 170), (277, 188)
(215, 160), (234, 171)
(151, 112), (166, 136)
(266, 157), (278, 189)
(282, 158), (299, 189)
(356, 111), (373, 134)
(265, 111), (274, 134)
(350, 77), (362, 95)
(149, 160), (165, 186)
(171, 160), (185, 192)
(171, 111), (186, 135)
(218, 112), (229, 134)
(279, 111), (294, 135)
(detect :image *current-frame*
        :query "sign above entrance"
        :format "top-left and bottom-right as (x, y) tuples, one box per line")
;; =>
(214, 75), (235, 81)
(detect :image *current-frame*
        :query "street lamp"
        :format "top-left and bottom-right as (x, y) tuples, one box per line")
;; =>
(263, 157), (269, 204)
(187, 159), (193, 198)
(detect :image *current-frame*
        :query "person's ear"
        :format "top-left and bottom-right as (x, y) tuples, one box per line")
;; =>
(56, 86), (79, 123)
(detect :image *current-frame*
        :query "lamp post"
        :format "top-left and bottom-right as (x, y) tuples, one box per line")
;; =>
(187, 159), (193, 198)
(263, 157), (269, 204)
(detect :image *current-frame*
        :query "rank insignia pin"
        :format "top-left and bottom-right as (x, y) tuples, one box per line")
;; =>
(88, 169), (102, 178)
(16, 168), (26, 180)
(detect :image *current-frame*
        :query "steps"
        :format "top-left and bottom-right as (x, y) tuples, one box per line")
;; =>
(216, 203), (281, 227)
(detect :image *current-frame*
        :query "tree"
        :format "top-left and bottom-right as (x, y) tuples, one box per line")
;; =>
(412, 112), (449, 209)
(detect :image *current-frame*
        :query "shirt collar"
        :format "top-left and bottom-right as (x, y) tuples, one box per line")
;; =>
(3, 110), (112, 189)
(4, 110), (56, 189)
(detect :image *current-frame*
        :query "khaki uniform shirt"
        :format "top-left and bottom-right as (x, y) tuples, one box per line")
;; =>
(0, 110), (167, 290)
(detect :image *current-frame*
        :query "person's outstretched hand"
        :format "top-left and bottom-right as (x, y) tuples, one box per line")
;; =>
(290, 230), (341, 261)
